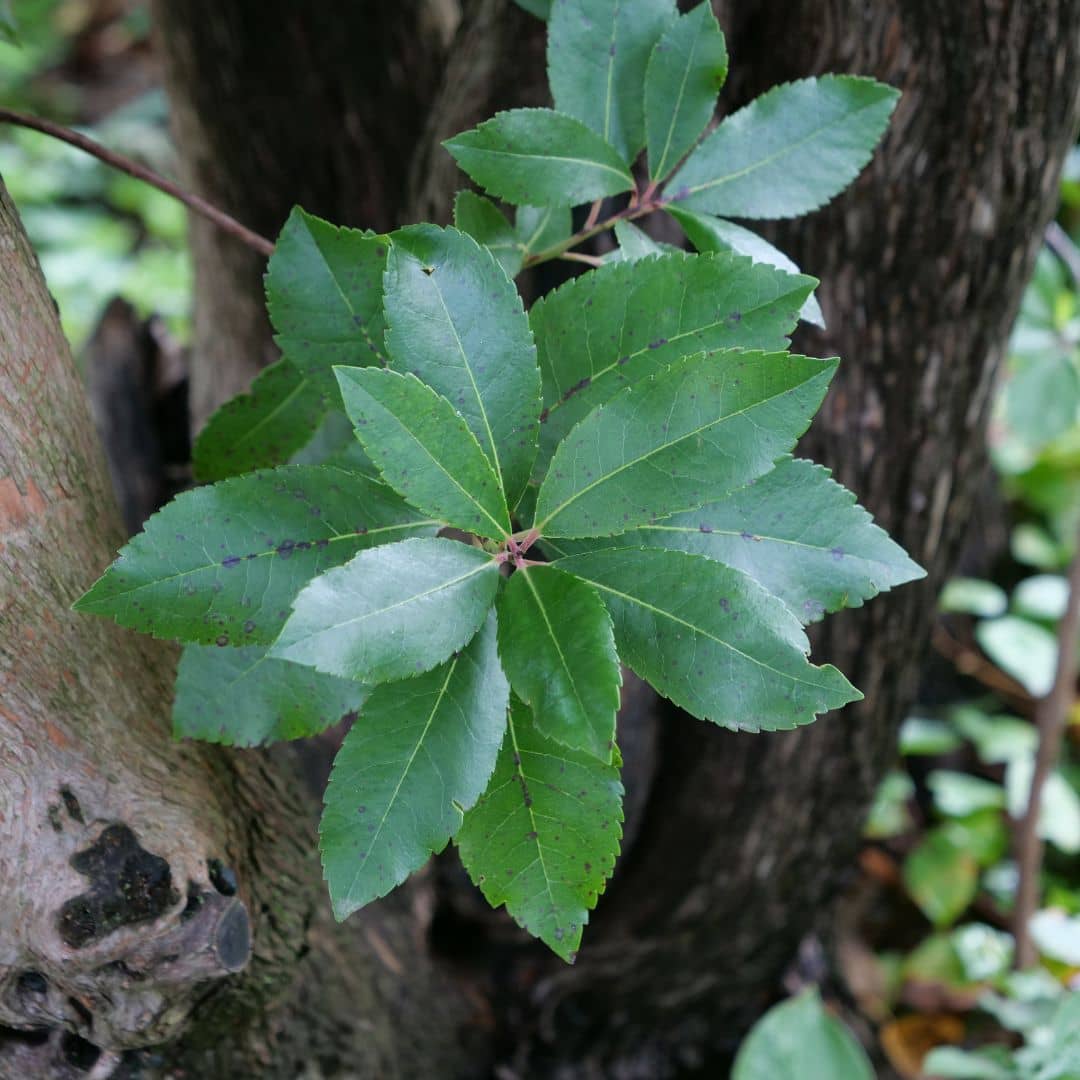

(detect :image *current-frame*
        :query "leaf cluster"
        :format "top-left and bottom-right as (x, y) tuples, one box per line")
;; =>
(75, 0), (920, 960)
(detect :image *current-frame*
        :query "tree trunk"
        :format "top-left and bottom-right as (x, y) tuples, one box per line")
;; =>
(0, 181), (473, 1079)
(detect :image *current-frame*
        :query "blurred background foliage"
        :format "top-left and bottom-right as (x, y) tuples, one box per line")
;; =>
(3, 3), (1080, 1077)
(0, 0), (188, 349)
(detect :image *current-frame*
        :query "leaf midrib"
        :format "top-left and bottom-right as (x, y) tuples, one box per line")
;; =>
(342, 658), (458, 905)
(454, 142), (631, 185)
(537, 367), (826, 532)
(82, 519), (438, 605)
(678, 90), (888, 199)
(577, 572), (833, 693)
(541, 279), (809, 422)
(650, 16), (700, 182)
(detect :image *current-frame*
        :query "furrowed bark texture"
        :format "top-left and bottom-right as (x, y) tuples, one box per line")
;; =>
(526, 3), (1080, 1073)
(0, 182), (472, 1079)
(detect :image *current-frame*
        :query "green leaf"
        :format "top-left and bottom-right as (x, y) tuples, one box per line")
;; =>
(611, 219), (669, 262)
(899, 716), (963, 757)
(444, 108), (635, 209)
(940, 577), (1009, 617)
(270, 537), (499, 683)
(668, 207), (824, 327)
(266, 207), (388, 372)
(1005, 352), (1080, 450)
(547, 0), (675, 164)
(921, 1046), (1017, 1080)
(1013, 574), (1069, 622)
(1006, 757), (1080, 854)
(192, 358), (331, 481)
(669, 76), (899, 218)
(336, 366), (511, 538)
(927, 770), (1006, 818)
(529, 251), (814, 462)
(556, 547), (860, 729)
(384, 225), (540, 507)
(321, 612), (508, 918)
(453, 191), (523, 277)
(732, 988), (874, 1080)
(903, 826), (979, 927)
(73, 467), (437, 646)
(534, 351), (836, 539)
(496, 566), (621, 761)
(174, 644), (368, 747)
(644, 2), (727, 182)
(976, 615), (1058, 697)
(548, 458), (923, 620)
(456, 697), (623, 961)
(516, 204), (573, 259)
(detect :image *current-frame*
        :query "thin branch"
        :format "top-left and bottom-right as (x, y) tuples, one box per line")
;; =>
(1013, 522), (1080, 968)
(0, 108), (275, 257)
(559, 251), (605, 268)
(931, 625), (1034, 713)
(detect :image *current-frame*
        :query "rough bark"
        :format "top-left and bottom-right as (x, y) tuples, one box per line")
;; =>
(0, 181), (472, 1079)
(526, 3), (1080, 1073)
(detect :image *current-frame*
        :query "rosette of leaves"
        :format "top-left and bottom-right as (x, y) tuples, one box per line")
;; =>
(75, 0), (922, 961)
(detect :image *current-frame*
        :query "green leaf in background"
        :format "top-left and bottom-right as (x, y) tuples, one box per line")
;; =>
(192, 358), (331, 481)
(669, 76), (899, 218)
(864, 771), (915, 839)
(976, 615), (1058, 698)
(610, 219), (668, 261)
(547, 0), (674, 164)
(553, 458), (923, 621)
(1005, 352), (1080, 451)
(644, 2), (727, 182)
(271, 537), (499, 683)
(944, 813), (1009, 869)
(384, 225), (540, 507)
(921, 1045), (1017, 1079)
(456, 696), (623, 962)
(516, 203), (573, 260)
(940, 577), (1009, 618)
(73, 467), (437, 646)
(1012, 573), (1069, 622)
(336, 367), (511, 538)
(444, 108), (635, 209)
(453, 191), (523, 277)
(1029, 909), (1080, 966)
(496, 566), (621, 761)
(321, 613), (508, 919)
(927, 770), (1007, 818)
(529, 251), (813, 460)
(1006, 756), (1080, 854)
(534, 352), (836, 539)
(557, 548), (859, 729)
(732, 988), (874, 1080)
(265, 208), (388, 371)
(903, 826), (979, 927)
(950, 706), (1038, 765)
(173, 644), (368, 747)
(1011, 522), (1070, 571)
(668, 206), (825, 327)
(899, 715), (963, 756)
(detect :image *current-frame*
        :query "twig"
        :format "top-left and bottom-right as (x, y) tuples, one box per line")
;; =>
(930, 625), (1034, 713)
(0, 108), (275, 257)
(559, 251), (604, 268)
(1013, 522), (1080, 968)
